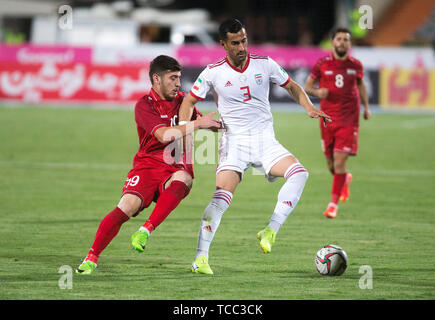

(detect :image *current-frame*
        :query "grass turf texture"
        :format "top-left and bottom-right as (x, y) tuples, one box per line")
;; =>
(0, 106), (434, 300)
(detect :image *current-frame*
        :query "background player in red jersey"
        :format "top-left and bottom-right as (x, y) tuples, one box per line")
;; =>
(76, 55), (221, 274)
(304, 27), (370, 218)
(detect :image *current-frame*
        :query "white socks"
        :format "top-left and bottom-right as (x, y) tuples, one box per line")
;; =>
(194, 163), (308, 259)
(268, 163), (309, 233)
(195, 189), (233, 259)
(139, 226), (151, 236)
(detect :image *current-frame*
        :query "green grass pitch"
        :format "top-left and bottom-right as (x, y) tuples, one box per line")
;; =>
(0, 105), (434, 300)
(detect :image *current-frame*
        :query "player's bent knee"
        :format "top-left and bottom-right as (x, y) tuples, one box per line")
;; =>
(333, 163), (346, 174)
(172, 170), (193, 187)
(215, 185), (234, 194)
(118, 193), (142, 217)
(216, 171), (241, 193)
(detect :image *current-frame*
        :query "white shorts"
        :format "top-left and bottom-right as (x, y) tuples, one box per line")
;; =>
(216, 130), (292, 182)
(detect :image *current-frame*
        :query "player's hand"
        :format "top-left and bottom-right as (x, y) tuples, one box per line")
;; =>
(307, 105), (331, 123)
(318, 88), (329, 99)
(195, 111), (222, 130)
(363, 108), (371, 120)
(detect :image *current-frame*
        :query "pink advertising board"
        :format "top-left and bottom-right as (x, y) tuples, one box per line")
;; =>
(176, 45), (328, 68)
(0, 44), (92, 64)
(0, 62), (150, 103)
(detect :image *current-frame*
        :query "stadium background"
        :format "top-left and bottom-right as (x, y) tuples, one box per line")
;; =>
(1, 0), (434, 109)
(1, 0), (435, 302)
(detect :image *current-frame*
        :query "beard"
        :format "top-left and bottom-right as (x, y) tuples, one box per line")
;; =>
(334, 46), (347, 57)
(231, 50), (247, 63)
(159, 84), (177, 101)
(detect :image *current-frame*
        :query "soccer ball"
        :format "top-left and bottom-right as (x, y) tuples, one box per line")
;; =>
(314, 244), (348, 276)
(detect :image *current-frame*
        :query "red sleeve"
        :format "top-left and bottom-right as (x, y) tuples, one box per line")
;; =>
(191, 106), (203, 120)
(135, 100), (165, 136)
(310, 59), (322, 80)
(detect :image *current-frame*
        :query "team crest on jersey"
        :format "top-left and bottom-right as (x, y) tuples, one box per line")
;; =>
(255, 73), (263, 85)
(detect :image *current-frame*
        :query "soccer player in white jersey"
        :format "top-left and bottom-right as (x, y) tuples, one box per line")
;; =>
(178, 19), (331, 274)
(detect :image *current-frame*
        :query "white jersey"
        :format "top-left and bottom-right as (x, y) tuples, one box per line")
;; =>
(189, 53), (290, 134)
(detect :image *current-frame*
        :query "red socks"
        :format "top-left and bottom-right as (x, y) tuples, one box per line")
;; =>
(87, 206), (129, 264)
(331, 173), (346, 205)
(85, 181), (188, 264)
(142, 180), (189, 233)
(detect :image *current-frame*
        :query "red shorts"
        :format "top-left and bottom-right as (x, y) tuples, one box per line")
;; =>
(122, 157), (191, 216)
(320, 124), (359, 158)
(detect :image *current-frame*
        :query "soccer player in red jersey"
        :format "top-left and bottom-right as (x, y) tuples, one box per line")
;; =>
(305, 27), (370, 218)
(76, 55), (221, 274)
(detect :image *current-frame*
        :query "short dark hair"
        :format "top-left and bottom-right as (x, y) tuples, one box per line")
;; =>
(149, 55), (181, 84)
(218, 18), (245, 40)
(331, 27), (351, 40)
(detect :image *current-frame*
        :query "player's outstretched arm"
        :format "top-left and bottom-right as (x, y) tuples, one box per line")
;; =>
(284, 79), (331, 122)
(178, 93), (198, 123)
(357, 78), (370, 120)
(154, 111), (221, 144)
(177, 93), (222, 131)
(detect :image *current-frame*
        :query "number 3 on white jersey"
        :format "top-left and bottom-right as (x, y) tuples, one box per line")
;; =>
(335, 74), (344, 88)
(240, 86), (251, 102)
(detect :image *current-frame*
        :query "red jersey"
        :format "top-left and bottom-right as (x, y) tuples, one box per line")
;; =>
(132, 88), (200, 174)
(310, 53), (363, 127)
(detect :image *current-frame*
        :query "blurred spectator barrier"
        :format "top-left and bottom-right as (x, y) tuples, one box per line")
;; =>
(0, 44), (433, 109)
